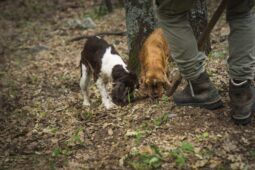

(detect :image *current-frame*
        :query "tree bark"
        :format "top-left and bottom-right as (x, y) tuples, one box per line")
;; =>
(124, 0), (156, 73)
(117, 0), (124, 7)
(189, 0), (211, 54)
(125, 0), (210, 73)
(104, 0), (113, 12)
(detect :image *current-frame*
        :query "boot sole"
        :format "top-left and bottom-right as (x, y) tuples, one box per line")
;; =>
(175, 97), (224, 110)
(232, 116), (252, 125)
(232, 111), (252, 125)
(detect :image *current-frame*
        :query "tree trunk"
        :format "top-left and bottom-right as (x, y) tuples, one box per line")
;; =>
(117, 0), (124, 7)
(189, 0), (211, 54)
(124, 0), (156, 73)
(104, 0), (113, 13)
(125, 0), (210, 73)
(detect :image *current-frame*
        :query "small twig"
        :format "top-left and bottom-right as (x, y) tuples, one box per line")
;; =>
(68, 31), (127, 42)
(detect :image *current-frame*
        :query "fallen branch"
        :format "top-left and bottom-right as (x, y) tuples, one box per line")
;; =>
(68, 31), (127, 42)
(167, 71), (182, 97)
(198, 0), (228, 51)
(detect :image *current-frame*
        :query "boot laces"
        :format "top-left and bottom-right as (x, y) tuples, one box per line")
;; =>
(188, 81), (195, 97)
(231, 79), (248, 86)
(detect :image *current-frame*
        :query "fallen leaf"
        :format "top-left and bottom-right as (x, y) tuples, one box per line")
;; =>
(108, 128), (113, 136)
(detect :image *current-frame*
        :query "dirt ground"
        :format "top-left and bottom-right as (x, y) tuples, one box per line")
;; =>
(0, 0), (255, 169)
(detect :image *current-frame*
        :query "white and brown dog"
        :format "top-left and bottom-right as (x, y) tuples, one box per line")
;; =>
(79, 36), (139, 109)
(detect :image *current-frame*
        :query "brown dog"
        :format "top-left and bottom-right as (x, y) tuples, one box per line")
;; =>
(139, 28), (171, 98)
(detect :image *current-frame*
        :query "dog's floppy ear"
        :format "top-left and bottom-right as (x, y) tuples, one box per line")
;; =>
(112, 81), (121, 89)
(112, 66), (123, 81)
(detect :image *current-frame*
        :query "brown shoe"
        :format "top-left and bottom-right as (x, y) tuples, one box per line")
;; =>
(229, 79), (254, 125)
(173, 72), (223, 110)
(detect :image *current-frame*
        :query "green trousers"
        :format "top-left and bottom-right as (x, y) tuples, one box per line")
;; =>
(155, 0), (255, 81)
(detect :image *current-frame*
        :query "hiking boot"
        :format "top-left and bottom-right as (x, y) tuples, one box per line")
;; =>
(229, 79), (254, 125)
(173, 72), (223, 110)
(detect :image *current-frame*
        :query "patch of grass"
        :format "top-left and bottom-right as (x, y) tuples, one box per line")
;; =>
(160, 95), (169, 104)
(126, 129), (150, 145)
(250, 149), (255, 159)
(134, 130), (144, 145)
(52, 147), (62, 157)
(39, 111), (47, 118)
(129, 155), (161, 170)
(58, 75), (72, 82)
(180, 142), (194, 153)
(49, 127), (58, 134)
(170, 149), (187, 168)
(140, 122), (151, 131)
(50, 129), (85, 168)
(130, 113), (171, 145)
(52, 147), (72, 157)
(169, 142), (194, 168)
(202, 132), (209, 138)
(81, 111), (93, 120)
(50, 146), (71, 169)
(196, 132), (210, 141)
(125, 145), (163, 170)
(153, 112), (169, 126)
(27, 74), (38, 84)
(67, 127), (84, 145)
(127, 90), (132, 104)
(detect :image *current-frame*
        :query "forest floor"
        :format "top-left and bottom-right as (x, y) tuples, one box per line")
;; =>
(1, 0), (255, 169)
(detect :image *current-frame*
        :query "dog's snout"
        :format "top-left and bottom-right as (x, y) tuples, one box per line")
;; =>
(152, 92), (159, 99)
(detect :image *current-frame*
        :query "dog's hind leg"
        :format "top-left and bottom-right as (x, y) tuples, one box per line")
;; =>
(80, 64), (91, 106)
(96, 78), (114, 109)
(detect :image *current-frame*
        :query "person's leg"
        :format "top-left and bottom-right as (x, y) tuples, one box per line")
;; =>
(155, 0), (222, 109)
(96, 78), (114, 109)
(155, 0), (204, 80)
(227, 0), (255, 80)
(227, 0), (255, 125)
(80, 64), (91, 106)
